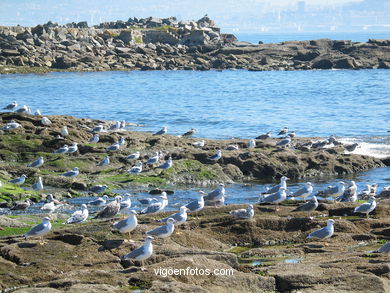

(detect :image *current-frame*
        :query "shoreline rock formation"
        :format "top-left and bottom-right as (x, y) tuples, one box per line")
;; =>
(0, 16), (389, 74)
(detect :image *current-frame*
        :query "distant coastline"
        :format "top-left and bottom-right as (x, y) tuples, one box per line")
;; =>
(0, 16), (389, 74)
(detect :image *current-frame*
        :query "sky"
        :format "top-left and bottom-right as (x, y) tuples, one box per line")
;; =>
(0, 0), (388, 33)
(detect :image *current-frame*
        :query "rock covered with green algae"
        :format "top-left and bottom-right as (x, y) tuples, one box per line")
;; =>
(0, 112), (386, 203)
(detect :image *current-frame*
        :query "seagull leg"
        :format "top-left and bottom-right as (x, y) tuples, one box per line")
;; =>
(275, 203), (280, 212)
(128, 232), (135, 243)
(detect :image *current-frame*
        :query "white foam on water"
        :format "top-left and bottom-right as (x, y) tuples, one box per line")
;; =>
(339, 137), (390, 159)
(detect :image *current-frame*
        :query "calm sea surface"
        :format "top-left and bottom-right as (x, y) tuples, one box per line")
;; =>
(0, 69), (389, 139)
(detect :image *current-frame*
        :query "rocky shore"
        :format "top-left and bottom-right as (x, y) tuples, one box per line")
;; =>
(0, 16), (389, 74)
(0, 112), (387, 206)
(0, 200), (390, 292)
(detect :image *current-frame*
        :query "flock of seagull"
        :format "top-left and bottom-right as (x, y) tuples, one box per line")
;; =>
(2, 101), (390, 268)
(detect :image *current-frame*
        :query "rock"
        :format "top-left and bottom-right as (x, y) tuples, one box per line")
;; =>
(311, 58), (334, 69)
(1, 49), (20, 56)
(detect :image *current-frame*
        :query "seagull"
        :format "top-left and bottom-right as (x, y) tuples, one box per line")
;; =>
(122, 236), (154, 270)
(106, 142), (120, 152)
(94, 196), (122, 219)
(345, 143), (359, 152)
(140, 193), (168, 214)
(28, 156), (44, 168)
(181, 128), (197, 137)
(32, 176), (44, 191)
(41, 201), (58, 213)
(317, 181), (346, 198)
(145, 218), (175, 239)
(160, 206), (188, 225)
(289, 182), (313, 199)
(54, 145), (69, 154)
(192, 140), (205, 148)
(65, 204), (89, 224)
(109, 121), (121, 130)
(2, 120), (22, 130)
(127, 151), (140, 160)
(112, 210), (138, 238)
(256, 131), (272, 140)
(61, 126), (69, 137)
(97, 156), (110, 167)
(153, 126), (168, 136)
(120, 194), (132, 211)
(354, 196), (376, 218)
(34, 109), (42, 116)
(278, 127), (288, 136)
(307, 219), (335, 240)
(265, 176), (289, 194)
(276, 136), (291, 148)
(248, 139), (256, 149)
(128, 161), (143, 174)
(92, 124), (104, 133)
(24, 216), (51, 244)
(185, 194), (204, 218)
(138, 197), (159, 205)
(67, 143), (78, 154)
(358, 184), (372, 200)
(87, 195), (109, 207)
(9, 174), (27, 187)
(258, 187), (287, 209)
(336, 181), (357, 202)
(207, 150), (222, 161)
(16, 105), (30, 114)
(3, 101), (17, 111)
(61, 167), (79, 178)
(146, 152), (160, 165)
(293, 196), (318, 218)
(89, 184), (107, 194)
(11, 198), (33, 210)
(288, 131), (296, 138)
(41, 117), (52, 126)
(118, 137), (126, 146)
(202, 183), (225, 206)
(156, 156), (173, 170)
(229, 204), (254, 219)
(225, 144), (239, 151)
(89, 134), (99, 143)
(377, 242), (390, 253)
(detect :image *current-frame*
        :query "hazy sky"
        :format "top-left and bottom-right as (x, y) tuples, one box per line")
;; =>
(0, 0), (387, 33)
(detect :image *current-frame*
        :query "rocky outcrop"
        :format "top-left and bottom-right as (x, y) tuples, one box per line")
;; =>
(0, 16), (388, 73)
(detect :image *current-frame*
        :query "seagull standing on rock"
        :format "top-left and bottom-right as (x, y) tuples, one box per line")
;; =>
(94, 196), (122, 219)
(9, 174), (27, 188)
(146, 152), (160, 165)
(258, 187), (287, 210)
(112, 210), (138, 239)
(185, 194), (204, 218)
(248, 139), (256, 149)
(307, 219), (335, 240)
(87, 195), (109, 207)
(278, 127), (288, 136)
(54, 145), (69, 154)
(337, 181), (358, 202)
(2, 120), (22, 130)
(256, 131), (272, 140)
(277, 136), (292, 148)
(28, 156), (44, 168)
(207, 149), (222, 161)
(293, 196), (318, 218)
(24, 216), (51, 244)
(145, 218), (175, 239)
(97, 156), (110, 167)
(106, 142), (120, 152)
(229, 204), (254, 219)
(354, 196), (376, 218)
(317, 181), (346, 198)
(65, 204), (89, 224)
(264, 176), (289, 194)
(122, 236), (154, 271)
(89, 134), (99, 143)
(32, 176), (44, 191)
(153, 126), (168, 136)
(89, 184), (108, 194)
(181, 128), (197, 138)
(41, 117), (52, 126)
(202, 183), (225, 206)
(3, 101), (17, 111)
(128, 161), (143, 174)
(156, 156), (173, 170)
(127, 151), (140, 160)
(61, 126), (69, 137)
(141, 192), (168, 214)
(61, 167), (79, 178)
(120, 194), (132, 212)
(67, 143), (78, 154)
(192, 140), (205, 148)
(160, 206), (188, 225)
(289, 182), (313, 199)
